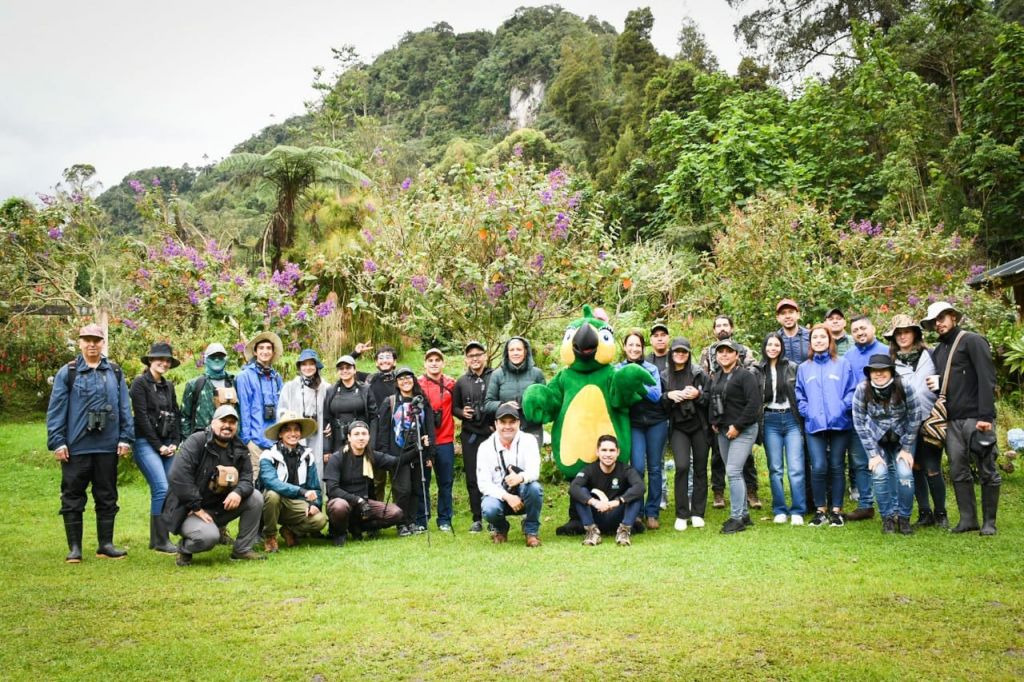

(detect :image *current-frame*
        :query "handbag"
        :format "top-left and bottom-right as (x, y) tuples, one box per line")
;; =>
(921, 332), (963, 447)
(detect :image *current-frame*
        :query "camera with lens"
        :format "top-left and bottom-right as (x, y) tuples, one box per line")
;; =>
(86, 406), (112, 433)
(156, 410), (175, 440)
(263, 404), (276, 422)
(502, 464), (524, 496)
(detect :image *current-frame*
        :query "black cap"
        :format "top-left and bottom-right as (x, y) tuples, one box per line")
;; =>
(464, 340), (486, 354)
(394, 366), (415, 380)
(495, 403), (520, 420)
(669, 337), (692, 353)
(826, 307), (844, 319)
(714, 339), (739, 353)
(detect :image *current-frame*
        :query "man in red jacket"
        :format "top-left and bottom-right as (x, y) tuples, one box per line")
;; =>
(419, 348), (457, 531)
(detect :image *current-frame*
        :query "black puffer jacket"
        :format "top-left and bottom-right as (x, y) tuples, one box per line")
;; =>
(130, 371), (182, 450)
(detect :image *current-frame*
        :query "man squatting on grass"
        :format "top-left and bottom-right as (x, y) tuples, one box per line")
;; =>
(570, 434), (645, 546)
(476, 403), (543, 547)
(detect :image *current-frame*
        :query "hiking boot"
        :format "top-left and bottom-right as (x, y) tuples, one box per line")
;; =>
(218, 526), (234, 545)
(720, 517), (747, 534)
(712, 491), (726, 509)
(63, 513), (83, 564)
(645, 517), (660, 530)
(525, 535), (541, 547)
(913, 510), (935, 528)
(264, 535), (279, 553)
(491, 532), (508, 544)
(809, 511), (828, 527)
(469, 521), (483, 533)
(229, 549), (267, 561)
(615, 524), (632, 546)
(582, 525), (602, 546)
(746, 491), (762, 510)
(176, 549), (193, 567)
(882, 516), (896, 534)
(898, 517), (913, 535)
(846, 507), (875, 521)
(281, 527), (298, 547)
(828, 511), (845, 527)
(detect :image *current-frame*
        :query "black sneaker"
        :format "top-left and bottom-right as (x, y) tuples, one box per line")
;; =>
(397, 525), (413, 538)
(913, 510), (935, 528)
(332, 533), (347, 547)
(469, 521), (483, 533)
(882, 516), (896, 534)
(720, 517), (747, 534)
(741, 514), (754, 528)
(809, 511), (828, 527)
(828, 511), (845, 527)
(176, 550), (193, 567)
(413, 524), (427, 535)
(934, 512), (950, 529)
(898, 517), (914, 535)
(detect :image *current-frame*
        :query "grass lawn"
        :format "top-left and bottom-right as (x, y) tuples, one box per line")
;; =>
(1, 419), (1021, 681)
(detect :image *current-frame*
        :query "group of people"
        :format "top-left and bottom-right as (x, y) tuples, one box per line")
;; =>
(46, 296), (1002, 564)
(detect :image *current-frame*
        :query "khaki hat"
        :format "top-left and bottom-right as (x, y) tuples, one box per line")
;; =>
(882, 314), (923, 341)
(264, 411), (318, 442)
(424, 347), (445, 360)
(78, 323), (105, 339)
(244, 331), (283, 363)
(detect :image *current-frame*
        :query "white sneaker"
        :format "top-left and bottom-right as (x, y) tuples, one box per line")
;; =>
(690, 516), (705, 528)
(773, 513), (788, 524)
(674, 518), (688, 531)
(790, 515), (804, 526)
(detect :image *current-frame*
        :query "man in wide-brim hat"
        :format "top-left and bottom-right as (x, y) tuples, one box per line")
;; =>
(258, 411), (327, 551)
(235, 331), (284, 479)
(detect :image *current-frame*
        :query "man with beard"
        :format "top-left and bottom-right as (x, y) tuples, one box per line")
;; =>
(452, 341), (494, 532)
(699, 315), (760, 510)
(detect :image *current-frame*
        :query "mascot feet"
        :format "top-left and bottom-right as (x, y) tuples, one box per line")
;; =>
(555, 519), (585, 536)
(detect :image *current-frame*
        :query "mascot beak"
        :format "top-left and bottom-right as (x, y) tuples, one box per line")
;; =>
(572, 323), (598, 359)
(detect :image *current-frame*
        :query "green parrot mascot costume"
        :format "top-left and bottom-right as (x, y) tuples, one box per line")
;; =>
(522, 305), (654, 535)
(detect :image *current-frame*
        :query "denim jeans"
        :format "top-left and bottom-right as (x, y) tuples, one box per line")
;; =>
(763, 411), (807, 516)
(481, 481), (543, 536)
(870, 443), (915, 519)
(418, 442), (454, 527)
(718, 423), (758, 520)
(631, 420), (669, 518)
(132, 439), (174, 516)
(806, 429), (850, 510)
(847, 432), (875, 510)
(574, 495), (642, 533)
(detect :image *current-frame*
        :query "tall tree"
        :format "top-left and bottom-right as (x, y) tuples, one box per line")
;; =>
(217, 146), (368, 270)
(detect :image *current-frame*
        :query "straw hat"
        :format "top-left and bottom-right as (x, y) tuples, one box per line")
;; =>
(264, 411), (318, 442)
(244, 331), (283, 363)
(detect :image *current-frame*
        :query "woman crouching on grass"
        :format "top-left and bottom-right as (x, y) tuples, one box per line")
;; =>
(852, 354), (921, 535)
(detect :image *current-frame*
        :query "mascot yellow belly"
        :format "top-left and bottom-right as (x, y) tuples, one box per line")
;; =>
(558, 384), (615, 469)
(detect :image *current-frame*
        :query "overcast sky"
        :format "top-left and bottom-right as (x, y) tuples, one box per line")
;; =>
(0, 1), (743, 199)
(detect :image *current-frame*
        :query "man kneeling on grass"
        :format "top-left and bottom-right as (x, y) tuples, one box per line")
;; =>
(570, 435), (645, 546)
(323, 421), (404, 545)
(258, 412), (328, 552)
(477, 403), (543, 547)
(163, 405), (265, 566)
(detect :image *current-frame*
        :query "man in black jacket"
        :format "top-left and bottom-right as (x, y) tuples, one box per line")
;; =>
(323, 421), (403, 544)
(452, 341), (494, 532)
(162, 406), (266, 565)
(922, 302), (1001, 535)
(570, 435), (645, 546)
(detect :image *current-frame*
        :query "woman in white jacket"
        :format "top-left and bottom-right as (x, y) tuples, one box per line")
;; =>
(278, 349), (327, 484)
(884, 315), (945, 528)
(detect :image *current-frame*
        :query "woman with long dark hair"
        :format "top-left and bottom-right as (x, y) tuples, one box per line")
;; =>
(618, 329), (669, 528)
(884, 315), (945, 528)
(853, 354), (921, 534)
(278, 349), (328, 484)
(796, 324), (857, 528)
(376, 366), (436, 536)
(661, 337), (708, 531)
(757, 332), (806, 525)
(129, 342), (182, 554)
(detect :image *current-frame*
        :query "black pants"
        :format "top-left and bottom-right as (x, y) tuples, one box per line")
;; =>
(710, 427), (758, 493)
(670, 427), (708, 519)
(461, 430), (486, 522)
(392, 461), (424, 526)
(60, 453), (119, 517)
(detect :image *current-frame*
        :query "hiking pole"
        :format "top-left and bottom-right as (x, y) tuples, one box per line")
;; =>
(410, 397), (431, 547)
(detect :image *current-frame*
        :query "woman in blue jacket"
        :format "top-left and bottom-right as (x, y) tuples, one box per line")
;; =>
(796, 324), (857, 528)
(617, 329), (668, 528)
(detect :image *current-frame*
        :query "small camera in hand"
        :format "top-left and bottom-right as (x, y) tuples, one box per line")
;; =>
(502, 464), (524, 496)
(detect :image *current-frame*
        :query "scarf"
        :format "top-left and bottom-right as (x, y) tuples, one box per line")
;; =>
(896, 349), (922, 370)
(204, 356), (228, 380)
(870, 377), (895, 402)
(392, 398), (421, 449)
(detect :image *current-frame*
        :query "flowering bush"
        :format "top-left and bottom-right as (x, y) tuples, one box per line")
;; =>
(330, 159), (676, 357)
(711, 192), (1014, 346)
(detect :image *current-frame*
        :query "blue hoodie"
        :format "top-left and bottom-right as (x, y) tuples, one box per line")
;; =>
(795, 352), (857, 433)
(843, 338), (889, 378)
(235, 360), (283, 449)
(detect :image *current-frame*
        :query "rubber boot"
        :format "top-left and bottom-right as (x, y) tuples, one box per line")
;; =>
(950, 481), (979, 534)
(96, 516), (127, 559)
(980, 485), (999, 536)
(64, 512), (83, 563)
(150, 516), (178, 554)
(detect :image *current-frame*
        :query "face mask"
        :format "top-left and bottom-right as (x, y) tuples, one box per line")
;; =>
(205, 356), (228, 376)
